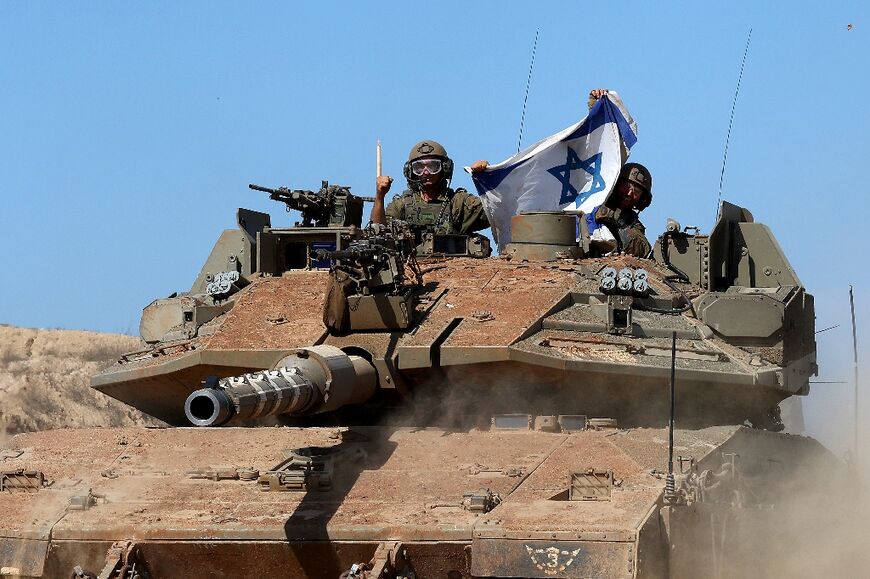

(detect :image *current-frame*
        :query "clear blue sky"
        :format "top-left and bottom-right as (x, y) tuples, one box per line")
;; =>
(1, 2), (867, 452)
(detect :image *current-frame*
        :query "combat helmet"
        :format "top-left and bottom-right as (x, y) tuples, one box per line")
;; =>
(619, 162), (652, 210)
(403, 140), (454, 191)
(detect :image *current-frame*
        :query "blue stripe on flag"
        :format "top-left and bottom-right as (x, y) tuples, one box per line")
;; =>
(566, 97), (637, 148)
(471, 156), (533, 193)
(585, 205), (602, 234)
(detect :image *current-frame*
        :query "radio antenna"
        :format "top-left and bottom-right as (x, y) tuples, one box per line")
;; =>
(517, 29), (539, 153)
(717, 28), (752, 216)
(850, 286), (860, 470)
(665, 330), (678, 504)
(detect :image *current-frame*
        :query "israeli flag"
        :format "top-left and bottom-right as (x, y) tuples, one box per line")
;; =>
(469, 93), (637, 250)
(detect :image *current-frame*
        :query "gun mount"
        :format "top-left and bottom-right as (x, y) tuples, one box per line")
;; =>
(320, 221), (420, 295)
(249, 181), (374, 228)
(320, 221), (421, 333)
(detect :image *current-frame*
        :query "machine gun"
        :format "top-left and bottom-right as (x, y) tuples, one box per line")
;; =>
(249, 181), (375, 228)
(318, 221), (421, 332)
(317, 221), (420, 296)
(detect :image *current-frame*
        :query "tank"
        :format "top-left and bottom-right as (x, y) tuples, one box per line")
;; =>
(0, 181), (851, 579)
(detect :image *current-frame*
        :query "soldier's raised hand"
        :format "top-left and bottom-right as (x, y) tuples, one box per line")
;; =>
(587, 89), (610, 109)
(470, 160), (489, 173)
(376, 175), (393, 197)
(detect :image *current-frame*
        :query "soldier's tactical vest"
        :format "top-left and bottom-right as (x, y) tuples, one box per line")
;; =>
(400, 189), (458, 241)
(396, 188), (491, 258)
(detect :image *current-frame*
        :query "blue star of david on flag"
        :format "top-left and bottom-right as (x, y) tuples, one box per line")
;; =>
(546, 148), (605, 205)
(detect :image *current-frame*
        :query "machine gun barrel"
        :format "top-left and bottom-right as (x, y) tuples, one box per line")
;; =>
(249, 183), (374, 203)
(184, 345), (376, 427)
(248, 183), (278, 195)
(317, 247), (379, 263)
(249, 183), (324, 207)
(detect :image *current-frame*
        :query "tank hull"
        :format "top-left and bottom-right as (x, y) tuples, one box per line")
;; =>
(0, 425), (843, 578)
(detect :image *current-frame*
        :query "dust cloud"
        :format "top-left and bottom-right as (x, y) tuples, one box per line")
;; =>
(397, 362), (870, 577)
(720, 431), (870, 578)
(0, 325), (160, 436)
(707, 359), (869, 577)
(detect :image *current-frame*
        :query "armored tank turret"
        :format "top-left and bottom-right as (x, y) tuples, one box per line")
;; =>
(0, 183), (849, 579)
(94, 193), (816, 432)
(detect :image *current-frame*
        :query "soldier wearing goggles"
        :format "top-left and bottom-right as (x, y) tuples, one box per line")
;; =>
(371, 140), (489, 244)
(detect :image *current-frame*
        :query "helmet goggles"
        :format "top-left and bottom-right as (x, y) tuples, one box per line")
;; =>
(410, 158), (443, 177)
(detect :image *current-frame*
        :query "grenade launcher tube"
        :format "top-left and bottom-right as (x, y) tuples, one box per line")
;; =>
(184, 345), (377, 427)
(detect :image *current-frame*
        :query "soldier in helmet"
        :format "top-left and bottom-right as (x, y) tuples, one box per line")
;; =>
(372, 140), (489, 243)
(579, 89), (654, 257)
(588, 162), (653, 257)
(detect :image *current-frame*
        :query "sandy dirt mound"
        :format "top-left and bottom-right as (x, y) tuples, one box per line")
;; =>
(0, 325), (161, 435)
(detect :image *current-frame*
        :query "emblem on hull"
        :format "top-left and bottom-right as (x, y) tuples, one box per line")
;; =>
(524, 544), (583, 575)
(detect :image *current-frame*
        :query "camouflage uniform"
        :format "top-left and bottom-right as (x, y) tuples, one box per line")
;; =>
(594, 205), (651, 258)
(385, 187), (489, 244)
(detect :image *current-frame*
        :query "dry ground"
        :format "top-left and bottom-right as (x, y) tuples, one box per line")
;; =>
(0, 324), (160, 436)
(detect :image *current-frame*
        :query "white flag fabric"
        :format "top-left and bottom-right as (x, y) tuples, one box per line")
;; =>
(469, 93), (637, 250)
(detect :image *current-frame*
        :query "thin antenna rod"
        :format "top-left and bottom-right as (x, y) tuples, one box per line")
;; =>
(376, 140), (382, 178)
(717, 28), (752, 215)
(665, 330), (677, 502)
(850, 286), (860, 468)
(517, 29), (539, 154)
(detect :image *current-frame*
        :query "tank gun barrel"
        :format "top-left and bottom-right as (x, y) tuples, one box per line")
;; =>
(184, 345), (376, 427)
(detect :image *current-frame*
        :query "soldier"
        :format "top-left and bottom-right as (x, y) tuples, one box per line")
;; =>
(590, 162), (653, 257)
(583, 89), (653, 257)
(372, 140), (489, 243)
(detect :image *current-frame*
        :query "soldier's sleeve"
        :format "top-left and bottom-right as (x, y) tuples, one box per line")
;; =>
(384, 195), (405, 221)
(452, 189), (490, 233)
(623, 219), (651, 258)
(594, 205), (618, 226)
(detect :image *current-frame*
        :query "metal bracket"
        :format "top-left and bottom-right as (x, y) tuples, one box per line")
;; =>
(677, 455), (695, 475)
(73, 540), (150, 579)
(258, 449), (334, 492)
(0, 469), (50, 492)
(187, 466), (259, 481)
(606, 295), (633, 335)
(68, 489), (108, 511)
(462, 488), (502, 513)
(343, 541), (416, 579)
